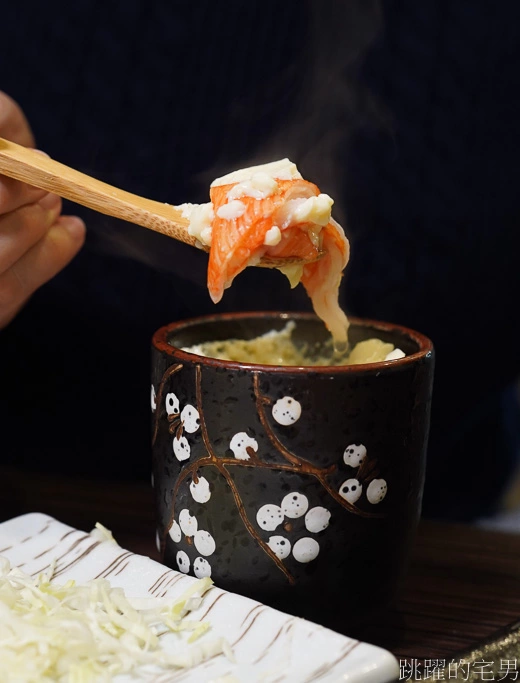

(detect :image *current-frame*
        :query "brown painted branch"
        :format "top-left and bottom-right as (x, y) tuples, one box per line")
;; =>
(161, 452), (379, 552)
(253, 374), (302, 467)
(196, 365), (294, 584)
(161, 457), (213, 550)
(252, 373), (382, 519)
(161, 364), (381, 561)
(218, 462), (295, 585)
(152, 364), (183, 446)
(315, 472), (383, 518)
(218, 456), (334, 477)
(218, 458), (381, 518)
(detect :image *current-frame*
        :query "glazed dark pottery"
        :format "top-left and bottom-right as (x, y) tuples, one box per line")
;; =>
(151, 312), (434, 629)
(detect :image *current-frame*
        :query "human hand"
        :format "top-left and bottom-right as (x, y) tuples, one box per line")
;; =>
(0, 91), (86, 329)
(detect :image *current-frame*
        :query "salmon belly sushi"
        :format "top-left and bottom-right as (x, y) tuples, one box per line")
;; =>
(183, 159), (350, 345)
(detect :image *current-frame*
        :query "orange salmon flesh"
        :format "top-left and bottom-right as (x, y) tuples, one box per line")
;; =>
(207, 177), (350, 344)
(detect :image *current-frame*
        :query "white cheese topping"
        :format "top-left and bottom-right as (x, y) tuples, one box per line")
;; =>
(178, 202), (196, 219)
(263, 225), (282, 246)
(227, 172), (279, 200)
(211, 158), (302, 187)
(216, 200), (246, 220)
(178, 162), (331, 256)
(290, 193), (333, 226)
(181, 202), (214, 246)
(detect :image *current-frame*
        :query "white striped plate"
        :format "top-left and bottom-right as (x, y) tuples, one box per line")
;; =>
(0, 513), (399, 682)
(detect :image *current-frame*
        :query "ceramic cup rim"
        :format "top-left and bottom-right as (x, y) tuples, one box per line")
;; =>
(152, 311), (433, 374)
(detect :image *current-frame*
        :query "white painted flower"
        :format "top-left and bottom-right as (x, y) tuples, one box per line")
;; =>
(281, 492), (309, 519)
(256, 504), (283, 531)
(181, 404), (200, 433)
(155, 530), (161, 553)
(194, 529), (216, 557)
(190, 476), (211, 503)
(151, 385), (156, 412)
(179, 509), (198, 537)
(230, 432), (258, 460)
(292, 537), (320, 563)
(173, 435), (190, 461)
(343, 444), (367, 468)
(169, 520), (181, 543)
(193, 556), (212, 578)
(272, 396), (302, 426)
(165, 392), (180, 416)
(367, 479), (388, 504)
(339, 479), (362, 504)
(268, 535), (291, 560)
(176, 550), (190, 573)
(305, 507), (331, 533)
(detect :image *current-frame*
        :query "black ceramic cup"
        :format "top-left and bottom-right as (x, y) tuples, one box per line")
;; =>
(151, 312), (434, 629)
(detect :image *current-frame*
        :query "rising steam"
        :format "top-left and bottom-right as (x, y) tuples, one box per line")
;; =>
(88, 1), (384, 286)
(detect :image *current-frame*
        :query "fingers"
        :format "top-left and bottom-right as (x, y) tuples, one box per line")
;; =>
(0, 92), (47, 213)
(0, 91), (36, 147)
(0, 214), (86, 328)
(0, 176), (48, 214)
(0, 92), (84, 329)
(0, 194), (62, 273)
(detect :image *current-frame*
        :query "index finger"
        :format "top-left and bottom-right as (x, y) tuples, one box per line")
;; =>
(0, 91), (35, 148)
(0, 92), (46, 211)
(0, 176), (48, 214)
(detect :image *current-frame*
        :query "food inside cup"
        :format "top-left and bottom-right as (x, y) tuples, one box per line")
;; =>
(181, 321), (405, 367)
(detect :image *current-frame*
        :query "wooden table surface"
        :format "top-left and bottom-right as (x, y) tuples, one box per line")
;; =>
(1, 465), (520, 664)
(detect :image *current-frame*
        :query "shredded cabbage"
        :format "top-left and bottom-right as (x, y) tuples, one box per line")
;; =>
(0, 554), (231, 682)
(89, 523), (117, 545)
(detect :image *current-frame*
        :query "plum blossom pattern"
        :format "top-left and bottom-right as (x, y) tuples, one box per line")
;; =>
(272, 396), (301, 426)
(194, 529), (216, 556)
(179, 509), (197, 537)
(156, 366), (389, 585)
(190, 476), (211, 503)
(256, 504), (284, 531)
(292, 538), (320, 563)
(305, 507), (331, 533)
(339, 479), (362, 504)
(256, 491), (330, 566)
(164, 391), (200, 463)
(193, 557), (212, 578)
(181, 404), (200, 433)
(169, 519), (181, 543)
(173, 435), (190, 462)
(268, 536), (292, 560)
(176, 550), (190, 573)
(367, 479), (388, 504)
(165, 392), (180, 416)
(339, 443), (388, 506)
(168, 508), (216, 576)
(343, 444), (366, 468)
(230, 432), (258, 460)
(281, 492), (309, 519)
